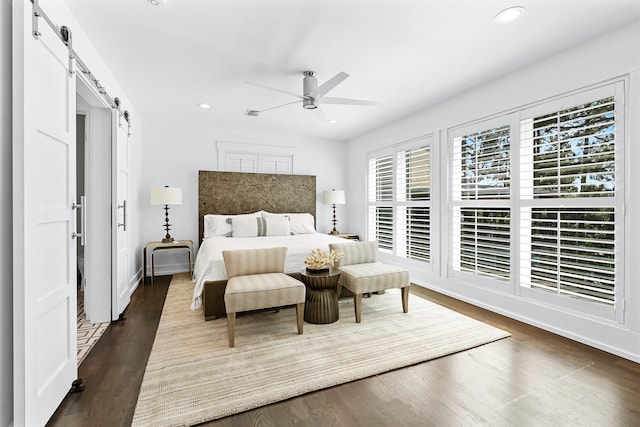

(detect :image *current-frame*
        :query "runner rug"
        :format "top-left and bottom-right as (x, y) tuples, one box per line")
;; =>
(132, 273), (509, 426)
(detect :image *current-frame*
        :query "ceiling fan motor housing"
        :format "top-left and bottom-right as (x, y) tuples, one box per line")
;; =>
(303, 71), (318, 109)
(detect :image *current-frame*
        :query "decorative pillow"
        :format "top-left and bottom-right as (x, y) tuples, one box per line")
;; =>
(264, 216), (291, 236)
(203, 212), (260, 238)
(263, 211), (315, 234)
(286, 213), (315, 234)
(230, 215), (263, 237)
(229, 215), (291, 237)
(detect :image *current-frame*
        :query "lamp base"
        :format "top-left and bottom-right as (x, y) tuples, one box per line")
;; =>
(161, 204), (174, 244)
(329, 203), (340, 236)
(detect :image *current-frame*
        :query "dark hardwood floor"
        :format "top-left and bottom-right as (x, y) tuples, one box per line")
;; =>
(47, 276), (171, 427)
(48, 277), (640, 427)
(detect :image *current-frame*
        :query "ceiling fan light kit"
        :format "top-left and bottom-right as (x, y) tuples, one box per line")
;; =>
(303, 71), (318, 109)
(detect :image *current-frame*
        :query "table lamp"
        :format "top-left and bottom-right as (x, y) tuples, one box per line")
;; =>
(150, 186), (183, 243)
(323, 189), (345, 235)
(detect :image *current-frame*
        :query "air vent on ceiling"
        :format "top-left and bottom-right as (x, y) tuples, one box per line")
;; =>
(245, 109), (259, 117)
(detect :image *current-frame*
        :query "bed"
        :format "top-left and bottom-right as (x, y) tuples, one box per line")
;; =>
(193, 170), (351, 320)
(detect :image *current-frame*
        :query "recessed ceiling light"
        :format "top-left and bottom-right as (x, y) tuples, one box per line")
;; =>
(197, 103), (211, 109)
(494, 6), (526, 23)
(327, 119), (337, 124)
(145, 0), (166, 6)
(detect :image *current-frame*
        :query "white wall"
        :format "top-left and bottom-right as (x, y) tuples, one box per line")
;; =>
(141, 124), (348, 275)
(347, 21), (640, 362)
(1, 0), (13, 424)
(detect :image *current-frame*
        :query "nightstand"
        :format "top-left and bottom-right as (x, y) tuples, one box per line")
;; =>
(143, 239), (194, 286)
(336, 233), (359, 241)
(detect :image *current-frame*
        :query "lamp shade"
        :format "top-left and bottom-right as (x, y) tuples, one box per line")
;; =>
(150, 187), (183, 205)
(323, 189), (345, 205)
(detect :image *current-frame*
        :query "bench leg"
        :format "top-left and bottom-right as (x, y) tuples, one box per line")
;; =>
(354, 293), (363, 323)
(227, 312), (236, 347)
(401, 286), (410, 313)
(296, 303), (304, 334)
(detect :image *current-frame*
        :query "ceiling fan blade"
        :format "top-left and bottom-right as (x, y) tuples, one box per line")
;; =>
(317, 71), (349, 97)
(319, 97), (378, 106)
(245, 100), (302, 117)
(261, 100), (302, 112)
(244, 81), (304, 100)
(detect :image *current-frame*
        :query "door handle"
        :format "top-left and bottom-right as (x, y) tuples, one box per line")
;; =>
(118, 200), (127, 231)
(71, 196), (86, 245)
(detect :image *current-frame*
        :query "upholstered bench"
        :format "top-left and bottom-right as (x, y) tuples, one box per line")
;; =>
(329, 241), (410, 323)
(223, 247), (306, 347)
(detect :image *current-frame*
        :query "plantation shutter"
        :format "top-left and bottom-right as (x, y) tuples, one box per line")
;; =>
(519, 86), (621, 306)
(520, 208), (615, 304)
(368, 155), (394, 252)
(396, 146), (431, 261)
(451, 122), (511, 281)
(453, 207), (511, 280)
(367, 136), (432, 261)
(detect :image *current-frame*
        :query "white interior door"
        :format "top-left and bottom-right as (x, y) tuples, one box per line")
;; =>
(112, 113), (130, 320)
(12, 2), (77, 425)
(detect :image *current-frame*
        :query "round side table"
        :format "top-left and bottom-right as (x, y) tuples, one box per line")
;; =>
(300, 268), (341, 324)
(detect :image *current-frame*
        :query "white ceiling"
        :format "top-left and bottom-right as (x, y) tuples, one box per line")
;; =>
(63, 0), (640, 142)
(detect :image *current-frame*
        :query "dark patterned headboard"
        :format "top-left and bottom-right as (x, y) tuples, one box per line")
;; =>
(198, 171), (316, 240)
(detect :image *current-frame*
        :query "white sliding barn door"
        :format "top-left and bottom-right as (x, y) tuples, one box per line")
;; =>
(12, 2), (77, 425)
(112, 114), (130, 320)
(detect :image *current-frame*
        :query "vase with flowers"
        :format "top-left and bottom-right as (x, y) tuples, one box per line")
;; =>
(304, 248), (344, 273)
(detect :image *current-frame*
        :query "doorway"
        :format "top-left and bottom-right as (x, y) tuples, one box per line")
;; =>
(75, 111), (110, 365)
(75, 79), (113, 342)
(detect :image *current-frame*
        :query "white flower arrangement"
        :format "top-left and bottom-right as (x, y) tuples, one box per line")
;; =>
(304, 248), (344, 270)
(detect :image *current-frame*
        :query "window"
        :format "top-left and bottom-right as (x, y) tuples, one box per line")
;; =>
(451, 122), (511, 282)
(449, 82), (624, 313)
(217, 141), (295, 174)
(367, 138), (432, 262)
(519, 92), (620, 306)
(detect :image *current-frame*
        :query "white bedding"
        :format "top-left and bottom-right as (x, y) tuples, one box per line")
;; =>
(191, 233), (351, 309)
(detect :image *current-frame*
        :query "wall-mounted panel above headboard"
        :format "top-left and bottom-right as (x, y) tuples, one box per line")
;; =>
(198, 170), (316, 240)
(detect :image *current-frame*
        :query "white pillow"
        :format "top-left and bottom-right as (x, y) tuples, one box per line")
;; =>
(203, 212), (260, 238)
(263, 211), (315, 234)
(229, 215), (291, 237)
(287, 213), (316, 234)
(230, 215), (262, 237)
(264, 216), (291, 236)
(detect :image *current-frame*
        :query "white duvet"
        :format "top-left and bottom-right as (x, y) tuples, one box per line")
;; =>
(191, 233), (350, 309)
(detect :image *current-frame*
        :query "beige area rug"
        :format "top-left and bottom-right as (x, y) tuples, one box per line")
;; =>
(132, 273), (510, 426)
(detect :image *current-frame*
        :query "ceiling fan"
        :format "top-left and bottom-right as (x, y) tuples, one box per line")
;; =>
(245, 71), (377, 116)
